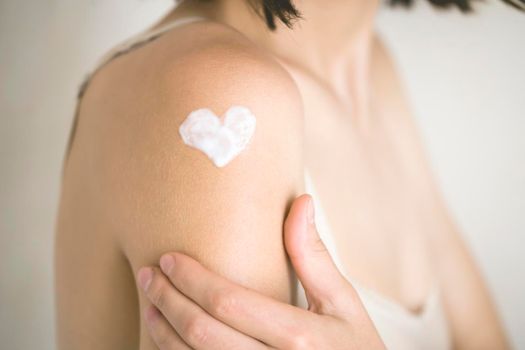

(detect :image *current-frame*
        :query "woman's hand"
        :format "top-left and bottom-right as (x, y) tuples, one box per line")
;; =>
(137, 194), (386, 349)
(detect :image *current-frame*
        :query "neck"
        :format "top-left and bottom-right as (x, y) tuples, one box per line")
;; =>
(173, 0), (380, 119)
(261, 0), (380, 115)
(270, 0), (379, 67)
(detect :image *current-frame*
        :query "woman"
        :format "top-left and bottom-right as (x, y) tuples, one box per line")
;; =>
(55, 0), (516, 349)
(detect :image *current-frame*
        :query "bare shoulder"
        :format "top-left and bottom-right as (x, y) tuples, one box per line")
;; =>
(77, 19), (305, 218)
(60, 21), (306, 349)
(75, 19), (305, 185)
(75, 17), (303, 259)
(79, 19), (304, 130)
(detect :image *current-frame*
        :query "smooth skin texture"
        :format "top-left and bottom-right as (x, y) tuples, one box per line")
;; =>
(56, 19), (305, 350)
(55, 0), (509, 349)
(138, 194), (386, 349)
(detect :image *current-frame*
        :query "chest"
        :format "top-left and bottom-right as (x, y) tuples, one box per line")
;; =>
(290, 69), (436, 308)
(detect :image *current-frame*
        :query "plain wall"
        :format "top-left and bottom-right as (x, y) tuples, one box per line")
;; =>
(0, 1), (523, 349)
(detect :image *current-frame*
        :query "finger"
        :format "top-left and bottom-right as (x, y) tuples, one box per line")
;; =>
(159, 253), (316, 348)
(284, 194), (358, 314)
(144, 304), (192, 350)
(138, 267), (268, 350)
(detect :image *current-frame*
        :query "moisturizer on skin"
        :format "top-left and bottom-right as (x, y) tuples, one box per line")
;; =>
(179, 105), (257, 167)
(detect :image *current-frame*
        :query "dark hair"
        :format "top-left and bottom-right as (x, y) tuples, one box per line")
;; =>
(247, 0), (524, 30)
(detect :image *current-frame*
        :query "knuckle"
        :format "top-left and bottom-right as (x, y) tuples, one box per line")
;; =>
(323, 286), (357, 315)
(184, 315), (209, 346)
(148, 317), (172, 349)
(154, 328), (172, 349)
(311, 236), (328, 254)
(342, 284), (362, 305)
(332, 285), (366, 319)
(209, 288), (237, 318)
(150, 283), (167, 309)
(287, 330), (316, 350)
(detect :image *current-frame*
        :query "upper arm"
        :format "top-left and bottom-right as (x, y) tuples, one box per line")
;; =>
(87, 38), (305, 348)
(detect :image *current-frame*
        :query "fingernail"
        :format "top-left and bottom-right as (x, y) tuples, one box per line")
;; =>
(160, 254), (175, 274)
(307, 196), (315, 225)
(138, 267), (153, 291)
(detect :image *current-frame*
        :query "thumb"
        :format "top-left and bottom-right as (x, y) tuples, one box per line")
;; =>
(284, 194), (352, 314)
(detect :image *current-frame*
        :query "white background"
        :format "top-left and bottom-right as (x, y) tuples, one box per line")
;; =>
(0, 0), (523, 348)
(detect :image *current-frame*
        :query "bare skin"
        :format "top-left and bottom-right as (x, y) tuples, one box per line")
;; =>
(55, 0), (509, 349)
(139, 195), (386, 349)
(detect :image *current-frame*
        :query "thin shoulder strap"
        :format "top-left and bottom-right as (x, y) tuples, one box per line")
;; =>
(303, 169), (347, 276)
(98, 16), (208, 68)
(78, 15), (207, 99)
(63, 15), (207, 175)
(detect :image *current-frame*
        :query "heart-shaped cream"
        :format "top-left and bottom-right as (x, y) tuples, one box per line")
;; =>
(179, 106), (257, 167)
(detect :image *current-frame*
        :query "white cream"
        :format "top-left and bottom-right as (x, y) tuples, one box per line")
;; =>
(179, 105), (257, 167)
